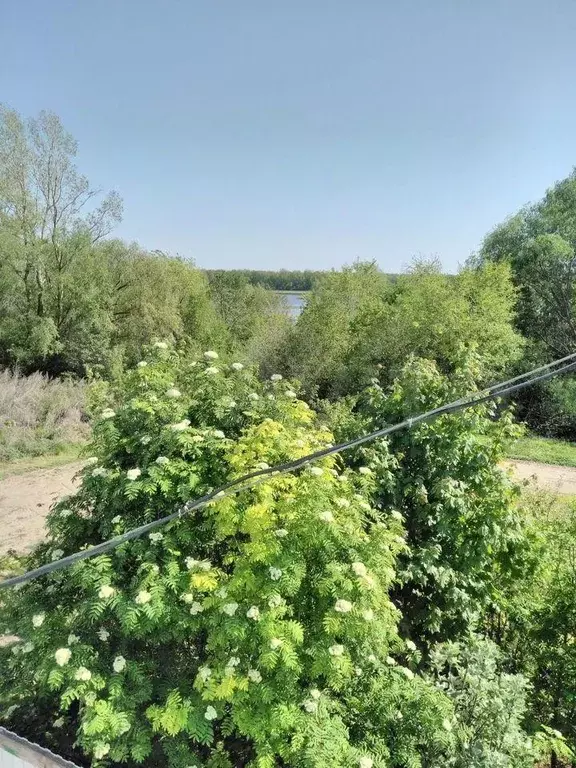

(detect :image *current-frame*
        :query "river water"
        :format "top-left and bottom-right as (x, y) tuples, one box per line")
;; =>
(277, 292), (307, 318)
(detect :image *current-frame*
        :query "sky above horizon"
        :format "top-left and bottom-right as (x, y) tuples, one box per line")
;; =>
(1, 0), (576, 273)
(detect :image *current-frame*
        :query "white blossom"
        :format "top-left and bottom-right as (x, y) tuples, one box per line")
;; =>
(67, 634), (80, 645)
(405, 639), (417, 652)
(101, 408), (115, 420)
(111, 515), (122, 525)
(113, 655), (127, 672)
(394, 535), (406, 545)
(270, 637), (283, 650)
(137, 361), (148, 368)
(198, 559), (212, 571)
(98, 585), (115, 599)
(32, 613), (45, 628)
(93, 743), (111, 759)
(204, 350), (219, 360)
(358, 466), (372, 475)
(268, 594), (283, 609)
(355, 667), (363, 677)
(204, 705), (218, 721)
(274, 528), (289, 538)
(269, 567), (282, 581)
(227, 656), (240, 668)
(51, 549), (64, 562)
(149, 531), (164, 543)
(53, 717), (64, 728)
(55, 648), (72, 666)
(166, 388), (181, 398)
(205, 366), (219, 375)
(75, 667), (91, 681)
(22, 642), (34, 653)
(328, 644), (344, 657)
(231, 362), (244, 370)
(248, 392), (259, 400)
(191, 434), (204, 443)
(91, 466), (108, 477)
(398, 666), (414, 679)
(386, 656), (396, 666)
(359, 757), (374, 768)
(198, 666), (212, 682)
(352, 562), (368, 578)
(442, 718), (452, 731)
(189, 602), (204, 615)
(303, 699), (318, 713)
(98, 628), (110, 641)
(335, 599), (353, 613)
(247, 668), (262, 683)
(363, 609), (375, 622)
(135, 590), (152, 605)
(284, 390), (296, 398)
(59, 508), (72, 518)
(86, 456), (98, 465)
(216, 587), (228, 598)
(257, 461), (270, 470)
(185, 557), (199, 570)
(126, 468), (141, 481)
(318, 510), (334, 523)
(212, 429), (225, 438)
(310, 689), (321, 700)
(221, 602), (239, 616)
(309, 466), (323, 477)
(181, 593), (195, 604)
(171, 419), (191, 431)
(359, 500), (371, 511)
(246, 606), (260, 621)
(155, 456), (170, 465)
(335, 498), (350, 508)
(140, 435), (151, 444)
(391, 509), (403, 521)
(270, 374), (283, 381)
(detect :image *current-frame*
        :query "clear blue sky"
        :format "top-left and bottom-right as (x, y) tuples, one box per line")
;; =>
(2, 0), (576, 272)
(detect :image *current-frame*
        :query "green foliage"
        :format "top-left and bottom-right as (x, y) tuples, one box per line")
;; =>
(507, 434), (576, 467)
(491, 492), (576, 757)
(278, 259), (523, 400)
(327, 353), (525, 647)
(0, 345), (454, 767)
(429, 636), (548, 768)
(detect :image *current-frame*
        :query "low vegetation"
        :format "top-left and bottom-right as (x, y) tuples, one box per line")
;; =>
(507, 435), (576, 467)
(0, 369), (88, 462)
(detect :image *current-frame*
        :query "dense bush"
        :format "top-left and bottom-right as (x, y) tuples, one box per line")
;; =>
(429, 636), (564, 768)
(278, 260), (523, 400)
(489, 491), (576, 760)
(0, 368), (88, 460)
(327, 354), (526, 648)
(0, 346), (456, 767)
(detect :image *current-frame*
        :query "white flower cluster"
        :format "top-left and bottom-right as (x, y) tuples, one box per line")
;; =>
(165, 388), (181, 398)
(32, 613), (45, 628)
(204, 350), (219, 360)
(113, 656), (126, 672)
(149, 531), (163, 543)
(269, 566), (283, 581)
(98, 584), (115, 599)
(221, 602), (239, 616)
(231, 362), (244, 370)
(334, 599), (353, 613)
(246, 606), (260, 620)
(55, 648), (72, 666)
(171, 419), (190, 431)
(126, 468), (141, 480)
(135, 590), (152, 605)
(101, 408), (115, 420)
(185, 557), (211, 571)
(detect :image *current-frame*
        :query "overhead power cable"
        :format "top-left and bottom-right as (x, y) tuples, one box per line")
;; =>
(1, 353), (576, 591)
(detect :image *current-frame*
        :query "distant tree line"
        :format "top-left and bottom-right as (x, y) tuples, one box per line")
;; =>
(205, 269), (327, 292)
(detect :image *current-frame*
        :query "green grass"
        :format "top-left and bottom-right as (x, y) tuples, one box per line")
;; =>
(507, 436), (576, 467)
(0, 443), (85, 480)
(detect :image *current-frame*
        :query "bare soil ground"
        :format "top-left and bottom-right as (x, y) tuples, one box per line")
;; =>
(0, 461), (84, 556)
(0, 459), (575, 557)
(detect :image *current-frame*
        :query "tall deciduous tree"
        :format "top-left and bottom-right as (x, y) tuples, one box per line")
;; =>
(0, 106), (122, 369)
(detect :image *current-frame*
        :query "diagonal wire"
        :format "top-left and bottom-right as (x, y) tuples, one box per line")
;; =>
(1, 354), (575, 590)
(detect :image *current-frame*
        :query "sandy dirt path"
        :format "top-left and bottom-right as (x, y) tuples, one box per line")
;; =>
(0, 461), (85, 556)
(0, 459), (575, 557)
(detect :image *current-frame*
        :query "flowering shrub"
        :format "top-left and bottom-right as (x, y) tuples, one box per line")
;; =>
(0, 346), (454, 767)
